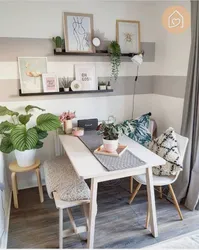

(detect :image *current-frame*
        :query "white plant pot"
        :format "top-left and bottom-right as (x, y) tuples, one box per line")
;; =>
(103, 138), (119, 153)
(15, 149), (36, 167)
(64, 120), (73, 134)
(55, 48), (62, 52)
(64, 88), (70, 92)
(99, 86), (106, 90)
(107, 86), (112, 90)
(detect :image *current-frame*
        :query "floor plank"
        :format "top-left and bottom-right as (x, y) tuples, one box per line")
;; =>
(8, 178), (199, 249)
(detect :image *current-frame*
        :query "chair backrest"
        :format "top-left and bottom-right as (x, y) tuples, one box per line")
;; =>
(176, 133), (189, 163)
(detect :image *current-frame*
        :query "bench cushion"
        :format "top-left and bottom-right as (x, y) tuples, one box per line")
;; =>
(44, 156), (90, 201)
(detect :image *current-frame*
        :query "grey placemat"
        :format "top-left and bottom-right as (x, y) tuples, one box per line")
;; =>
(79, 131), (146, 171)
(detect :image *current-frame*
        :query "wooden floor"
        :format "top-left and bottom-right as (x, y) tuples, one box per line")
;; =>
(8, 178), (199, 249)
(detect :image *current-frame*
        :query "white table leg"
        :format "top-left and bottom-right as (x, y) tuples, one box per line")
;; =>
(87, 178), (98, 249)
(146, 167), (158, 237)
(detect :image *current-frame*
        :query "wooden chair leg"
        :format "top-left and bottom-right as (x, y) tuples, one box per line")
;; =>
(145, 200), (150, 229)
(83, 203), (90, 229)
(129, 183), (142, 204)
(59, 208), (63, 249)
(168, 184), (183, 220)
(130, 176), (133, 193)
(11, 172), (18, 209)
(35, 168), (44, 203)
(159, 186), (163, 199)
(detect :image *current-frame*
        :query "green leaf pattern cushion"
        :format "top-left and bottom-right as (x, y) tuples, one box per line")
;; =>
(116, 113), (152, 146)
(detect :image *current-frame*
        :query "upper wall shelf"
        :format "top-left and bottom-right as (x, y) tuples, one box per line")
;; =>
(54, 50), (136, 57)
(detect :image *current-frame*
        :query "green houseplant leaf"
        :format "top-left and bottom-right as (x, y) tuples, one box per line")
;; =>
(36, 113), (61, 131)
(0, 136), (14, 153)
(35, 140), (43, 149)
(10, 125), (38, 151)
(25, 105), (45, 113)
(18, 114), (32, 125)
(35, 127), (48, 140)
(0, 106), (19, 116)
(0, 121), (15, 134)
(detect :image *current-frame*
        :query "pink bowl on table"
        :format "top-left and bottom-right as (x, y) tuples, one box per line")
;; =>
(72, 127), (84, 137)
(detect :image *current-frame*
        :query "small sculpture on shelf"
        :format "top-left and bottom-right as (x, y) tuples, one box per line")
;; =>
(52, 36), (64, 52)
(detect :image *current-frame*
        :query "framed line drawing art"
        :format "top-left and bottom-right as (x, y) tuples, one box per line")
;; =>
(18, 57), (47, 94)
(63, 12), (95, 53)
(42, 73), (59, 93)
(116, 20), (141, 53)
(75, 64), (97, 90)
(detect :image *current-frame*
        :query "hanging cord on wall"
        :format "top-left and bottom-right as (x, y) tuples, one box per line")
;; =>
(0, 191), (5, 245)
(132, 65), (140, 119)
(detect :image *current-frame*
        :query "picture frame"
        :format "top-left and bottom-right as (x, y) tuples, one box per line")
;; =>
(63, 12), (95, 53)
(42, 73), (59, 93)
(18, 57), (47, 94)
(75, 64), (97, 90)
(116, 20), (141, 53)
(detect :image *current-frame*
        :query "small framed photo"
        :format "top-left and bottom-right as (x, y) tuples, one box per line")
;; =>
(18, 57), (47, 94)
(42, 73), (59, 92)
(116, 20), (141, 53)
(63, 12), (95, 53)
(75, 64), (97, 90)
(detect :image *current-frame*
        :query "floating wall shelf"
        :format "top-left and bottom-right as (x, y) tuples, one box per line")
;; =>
(54, 50), (137, 57)
(19, 89), (113, 97)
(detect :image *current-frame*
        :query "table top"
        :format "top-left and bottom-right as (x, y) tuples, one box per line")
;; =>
(59, 134), (166, 180)
(9, 159), (40, 172)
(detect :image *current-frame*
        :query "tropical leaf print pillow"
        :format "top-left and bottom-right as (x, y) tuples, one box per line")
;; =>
(116, 113), (152, 146)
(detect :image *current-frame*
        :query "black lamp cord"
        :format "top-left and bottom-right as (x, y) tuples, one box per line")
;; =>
(132, 65), (140, 119)
(0, 190), (5, 244)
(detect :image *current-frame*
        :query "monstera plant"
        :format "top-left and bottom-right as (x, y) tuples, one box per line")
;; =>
(0, 105), (61, 167)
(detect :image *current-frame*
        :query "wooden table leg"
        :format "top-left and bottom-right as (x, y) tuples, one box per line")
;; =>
(35, 168), (44, 203)
(11, 172), (18, 209)
(146, 167), (158, 237)
(87, 178), (98, 249)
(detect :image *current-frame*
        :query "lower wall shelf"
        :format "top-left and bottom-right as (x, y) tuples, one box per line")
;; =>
(19, 89), (113, 97)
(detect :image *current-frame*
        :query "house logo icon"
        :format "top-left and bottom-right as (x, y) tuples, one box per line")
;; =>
(168, 10), (184, 29)
(162, 6), (190, 34)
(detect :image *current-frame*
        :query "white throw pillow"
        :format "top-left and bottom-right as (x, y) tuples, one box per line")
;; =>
(148, 127), (182, 176)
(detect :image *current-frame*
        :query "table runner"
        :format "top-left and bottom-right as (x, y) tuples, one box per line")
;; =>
(78, 131), (146, 171)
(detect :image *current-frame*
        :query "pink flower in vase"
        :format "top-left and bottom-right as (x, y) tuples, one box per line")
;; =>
(59, 111), (76, 122)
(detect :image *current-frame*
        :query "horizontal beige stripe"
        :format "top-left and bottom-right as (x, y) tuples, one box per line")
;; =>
(0, 77), (152, 102)
(0, 61), (156, 79)
(0, 38), (155, 62)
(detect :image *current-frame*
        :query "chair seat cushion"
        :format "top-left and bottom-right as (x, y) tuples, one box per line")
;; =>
(134, 174), (176, 186)
(148, 127), (182, 176)
(44, 156), (90, 202)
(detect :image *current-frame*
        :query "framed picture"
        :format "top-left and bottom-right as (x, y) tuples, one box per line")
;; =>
(75, 64), (97, 90)
(63, 12), (95, 53)
(42, 73), (59, 92)
(116, 20), (141, 53)
(18, 57), (47, 94)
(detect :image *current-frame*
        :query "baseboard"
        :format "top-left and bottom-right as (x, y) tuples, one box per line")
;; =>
(0, 190), (11, 249)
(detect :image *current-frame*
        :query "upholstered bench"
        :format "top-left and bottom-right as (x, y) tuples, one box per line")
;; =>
(43, 156), (90, 248)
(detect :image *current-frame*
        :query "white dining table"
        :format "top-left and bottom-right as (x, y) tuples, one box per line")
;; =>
(59, 134), (166, 249)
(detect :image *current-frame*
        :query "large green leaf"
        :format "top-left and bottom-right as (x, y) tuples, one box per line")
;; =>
(36, 113), (61, 131)
(0, 136), (14, 153)
(25, 105), (45, 113)
(0, 106), (19, 116)
(35, 127), (48, 140)
(35, 140), (43, 149)
(19, 114), (32, 125)
(10, 125), (38, 151)
(0, 121), (14, 134)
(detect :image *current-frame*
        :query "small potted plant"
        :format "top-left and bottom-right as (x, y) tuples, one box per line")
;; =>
(60, 111), (76, 134)
(0, 105), (61, 167)
(99, 81), (107, 90)
(97, 121), (120, 153)
(108, 41), (121, 81)
(52, 36), (64, 52)
(107, 81), (112, 90)
(59, 77), (71, 92)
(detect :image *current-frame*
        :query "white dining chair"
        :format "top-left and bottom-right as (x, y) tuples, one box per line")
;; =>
(129, 133), (188, 227)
